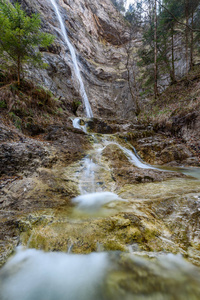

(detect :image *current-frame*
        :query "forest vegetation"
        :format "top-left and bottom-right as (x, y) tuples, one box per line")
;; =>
(111, 0), (200, 131)
(0, 1), (200, 292)
(0, 0), (200, 135)
(0, 0), (54, 86)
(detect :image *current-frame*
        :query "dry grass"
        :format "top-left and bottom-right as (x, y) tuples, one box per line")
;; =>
(0, 69), (17, 87)
(138, 65), (200, 133)
(0, 77), (69, 133)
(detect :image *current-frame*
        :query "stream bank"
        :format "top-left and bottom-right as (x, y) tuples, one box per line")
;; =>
(0, 115), (200, 268)
(0, 0), (200, 298)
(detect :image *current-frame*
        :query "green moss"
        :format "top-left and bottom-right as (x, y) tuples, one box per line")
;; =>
(126, 227), (143, 243)
(57, 107), (63, 114)
(8, 111), (22, 130)
(71, 100), (82, 115)
(0, 100), (7, 108)
(103, 240), (126, 251)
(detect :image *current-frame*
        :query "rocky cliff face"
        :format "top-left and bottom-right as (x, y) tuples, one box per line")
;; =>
(15, 0), (135, 120)
(0, 0), (200, 271)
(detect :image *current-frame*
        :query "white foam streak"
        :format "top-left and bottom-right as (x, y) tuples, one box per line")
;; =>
(72, 191), (126, 210)
(104, 141), (156, 169)
(49, 0), (93, 118)
(72, 118), (87, 133)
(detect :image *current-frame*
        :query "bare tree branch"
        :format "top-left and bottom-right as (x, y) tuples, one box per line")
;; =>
(156, 0), (200, 32)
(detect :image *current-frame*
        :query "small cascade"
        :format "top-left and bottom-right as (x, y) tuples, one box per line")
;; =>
(71, 119), (157, 212)
(73, 148), (122, 212)
(70, 124), (122, 211)
(1, 3), (200, 299)
(67, 242), (73, 254)
(72, 118), (87, 133)
(49, 0), (93, 118)
(103, 141), (156, 169)
(79, 157), (97, 194)
(72, 191), (126, 211)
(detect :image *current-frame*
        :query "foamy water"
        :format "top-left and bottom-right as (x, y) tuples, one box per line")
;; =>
(72, 191), (126, 210)
(0, 247), (108, 300)
(49, 0), (93, 118)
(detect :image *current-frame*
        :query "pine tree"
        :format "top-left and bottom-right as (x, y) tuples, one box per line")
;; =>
(0, 0), (54, 85)
(157, 0), (184, 83)
(154, 0), (158, 98)
(126, 0), (200, 97)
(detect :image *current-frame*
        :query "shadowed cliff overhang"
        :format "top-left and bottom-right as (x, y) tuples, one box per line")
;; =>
(93, 14), (128, 46)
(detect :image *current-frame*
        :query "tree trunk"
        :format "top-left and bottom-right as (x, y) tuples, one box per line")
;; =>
(154, 0), (158, 98)
(185, 0), (189, 74)
(17, 55), (21, 86)
(171, 23), (176, 83)
(190, 9), (194, 70)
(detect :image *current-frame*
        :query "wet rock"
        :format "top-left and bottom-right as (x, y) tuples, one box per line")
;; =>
(0, 124), (20, 142)
(16, 0), (136, 119)
(101, 143), (183, 185)
(150, 194), (200, 254)
(106, 252), (200, 300)
(86, 118), (118, 134)
(131, 134), (196, 165)
(15, 176), (200, 262)
(118, 178), (200, 264)
(79, 119), (85, 125)
(25, 123), (45, 136)
(0, 142), (50, 177)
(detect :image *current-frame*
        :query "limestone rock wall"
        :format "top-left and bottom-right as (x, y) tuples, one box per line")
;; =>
(14, 0), (136, 120)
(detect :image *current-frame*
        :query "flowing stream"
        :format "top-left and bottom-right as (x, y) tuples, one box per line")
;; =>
(1, 124), (200, 299)
(72, 125), (156, 208)
(1, 247), (200, 300)
(49, 0), (93, 118)
(1, 1), (200, 299)
(103, 141), (156, 169)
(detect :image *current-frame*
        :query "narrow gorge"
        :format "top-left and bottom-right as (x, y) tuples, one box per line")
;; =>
(0, 0), (200, 299)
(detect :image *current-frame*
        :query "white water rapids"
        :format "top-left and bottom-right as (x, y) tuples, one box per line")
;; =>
(72, 191), (127, 211)
(1, 2), (200, 299)
(1, 247), (200, 300)
(0, 247), (109, 300)
(71, 120), (157, 212)
(49, 0), (93, 118)
(72, 118), (87, 133)
(103, 141), (156, 169)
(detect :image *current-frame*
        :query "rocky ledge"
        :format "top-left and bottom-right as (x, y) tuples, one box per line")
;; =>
(0, 116), (200, 267)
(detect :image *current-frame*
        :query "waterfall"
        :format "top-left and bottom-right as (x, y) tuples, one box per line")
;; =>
(78, 157), (97, 194)
(72, 117), (87, 132)
(103, 141), (156, 169)
(49, 0), (93, 118)
(71, 123), (156, 212)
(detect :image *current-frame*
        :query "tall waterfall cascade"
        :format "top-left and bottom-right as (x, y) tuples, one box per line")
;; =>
(1, 2), (200, 300)
(49, 0), (93, 118)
